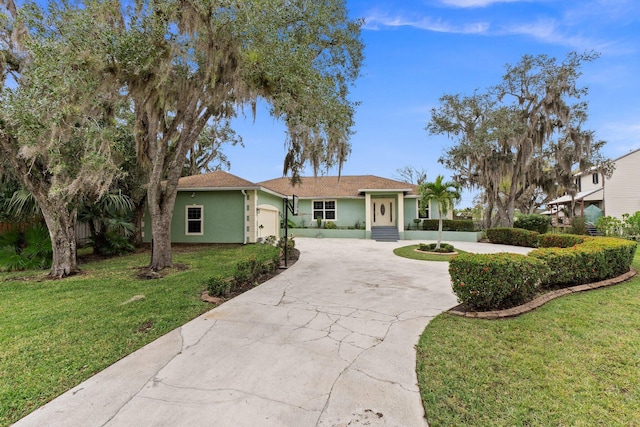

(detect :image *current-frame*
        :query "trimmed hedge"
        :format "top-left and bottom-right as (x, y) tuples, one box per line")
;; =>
(450, 236), (637, 311)
(486, 227), (539, 247)
(514, 214), (551, 234)
(530, 237), (637, 288)
(537, 233), (585, 248)
(421, 219), (475, 232)
(450, 253), (549, 311)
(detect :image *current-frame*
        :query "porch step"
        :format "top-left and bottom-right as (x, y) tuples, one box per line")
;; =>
(371, 226), (400, 242)
(586, 226), (602, 236)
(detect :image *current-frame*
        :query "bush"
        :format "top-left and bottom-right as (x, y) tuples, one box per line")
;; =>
(596, 215), (623, 237)
(279, 236), (296, 259)
(0, 224), (52, 272)
(450, 253), (549, 311)
(486, 227), (539, 247)
(89, 231), (135, 256)
(206, 275), (234, 297)
(324, 221), (337, 229)
(569, 216), (588, 235)
(537, 233), (585, 248)
(514, 214), (551, 234)
(597, 212), (640, 240)
(418, 243), (454, 253)
(421, 219), (475, 232)
(622, 212), (640, 238)
(530, 237), (637, 288)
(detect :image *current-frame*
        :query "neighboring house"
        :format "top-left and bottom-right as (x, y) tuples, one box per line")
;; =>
(142, 172), (447, 244)
(547, 148), (640, 224)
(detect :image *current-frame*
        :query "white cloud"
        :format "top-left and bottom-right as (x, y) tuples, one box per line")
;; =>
(500, 18), (613, 51)
(364, 12), (489, 34)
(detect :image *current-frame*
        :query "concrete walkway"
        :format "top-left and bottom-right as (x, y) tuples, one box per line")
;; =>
(15, 239), (530, 427)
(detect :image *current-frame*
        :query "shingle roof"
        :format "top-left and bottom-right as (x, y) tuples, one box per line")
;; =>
(177, 171), (259, 190)
(258, 175), (418, 198)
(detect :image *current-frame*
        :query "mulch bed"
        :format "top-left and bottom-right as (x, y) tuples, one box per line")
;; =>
(201, 250), (300, 304)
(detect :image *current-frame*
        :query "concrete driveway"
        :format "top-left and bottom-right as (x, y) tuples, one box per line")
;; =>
(15, 238), (530, 427)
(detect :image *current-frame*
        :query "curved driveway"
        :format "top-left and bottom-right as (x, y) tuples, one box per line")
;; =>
(15, 238), (531, 427)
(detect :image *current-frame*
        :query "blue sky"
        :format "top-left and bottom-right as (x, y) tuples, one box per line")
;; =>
(225, 0), (640, 207)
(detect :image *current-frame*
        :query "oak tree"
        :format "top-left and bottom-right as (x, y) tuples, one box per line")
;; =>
(428, 52), (603, 227)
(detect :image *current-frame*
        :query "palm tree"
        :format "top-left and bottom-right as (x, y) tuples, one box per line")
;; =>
(419, 175), (462, 249)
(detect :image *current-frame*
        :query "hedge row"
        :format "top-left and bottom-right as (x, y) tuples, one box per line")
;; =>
(421, 219), (475, 232)
(537, 233), (585, 248)
(530, 237), (636, 288)
(450, 253), (549, 311)
(450, 236), (637, 310)
(205, 247), (281, 298)
(486, 227), (539, 247)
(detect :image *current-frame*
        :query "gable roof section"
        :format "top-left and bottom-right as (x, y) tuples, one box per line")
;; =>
(177, 171), (260, 191)
(258, 175), (418, 198)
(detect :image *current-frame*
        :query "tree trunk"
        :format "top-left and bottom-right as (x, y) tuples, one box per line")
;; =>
(149, 211), (173, 270)
(147, 182), (178, 271)
(40, 204), (78, 278)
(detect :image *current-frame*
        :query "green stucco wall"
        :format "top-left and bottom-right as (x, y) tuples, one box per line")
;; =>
(291, 198), (366, 229)
(404, 198), (419, 229)
(143, 190), (245, 244)
(257, 191), (284, 211)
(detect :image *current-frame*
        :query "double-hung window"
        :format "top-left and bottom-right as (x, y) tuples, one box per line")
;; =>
(186, 206), (204, 235)
(313, 200), (336, 221)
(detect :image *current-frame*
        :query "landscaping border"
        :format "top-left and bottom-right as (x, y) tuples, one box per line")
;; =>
(448, 267), (637, 319)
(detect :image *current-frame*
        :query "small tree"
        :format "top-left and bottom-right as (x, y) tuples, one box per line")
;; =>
(419, 175), (461, 249)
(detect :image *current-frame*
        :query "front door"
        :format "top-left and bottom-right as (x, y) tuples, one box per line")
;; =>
(371, 198), (395, 227)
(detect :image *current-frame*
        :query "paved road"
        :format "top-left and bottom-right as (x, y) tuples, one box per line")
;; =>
(15, 238), (530, 427)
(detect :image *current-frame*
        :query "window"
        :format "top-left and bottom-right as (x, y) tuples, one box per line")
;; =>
(418, 200), (430, 219)
(186, 206), (203, 235)
(313, 200), (336, 220)
(592, 173), (599, 184)
(575, 177), (582, 192)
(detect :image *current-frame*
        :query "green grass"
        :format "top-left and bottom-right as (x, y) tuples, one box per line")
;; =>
(394, 244), (468, 261)
(0, 243), (279, 427)
(417, 248), (640, 427)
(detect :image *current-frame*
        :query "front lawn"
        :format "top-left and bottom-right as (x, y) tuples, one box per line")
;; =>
(0, 244), (279, 427)
(417, 248), (640, 426)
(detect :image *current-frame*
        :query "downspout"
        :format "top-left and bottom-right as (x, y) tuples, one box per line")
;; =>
(241, 190), (248, 245)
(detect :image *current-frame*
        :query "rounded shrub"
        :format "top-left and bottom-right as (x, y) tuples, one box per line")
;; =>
(324, 221), (337, 229)
(569, 216), (588, 235)
(418, 243), (455, 253)
(206, 275), (233, 297)
(449, 253), (549, 311)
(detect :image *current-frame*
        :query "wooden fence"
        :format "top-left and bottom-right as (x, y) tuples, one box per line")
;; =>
(0, 221), (92, 245)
